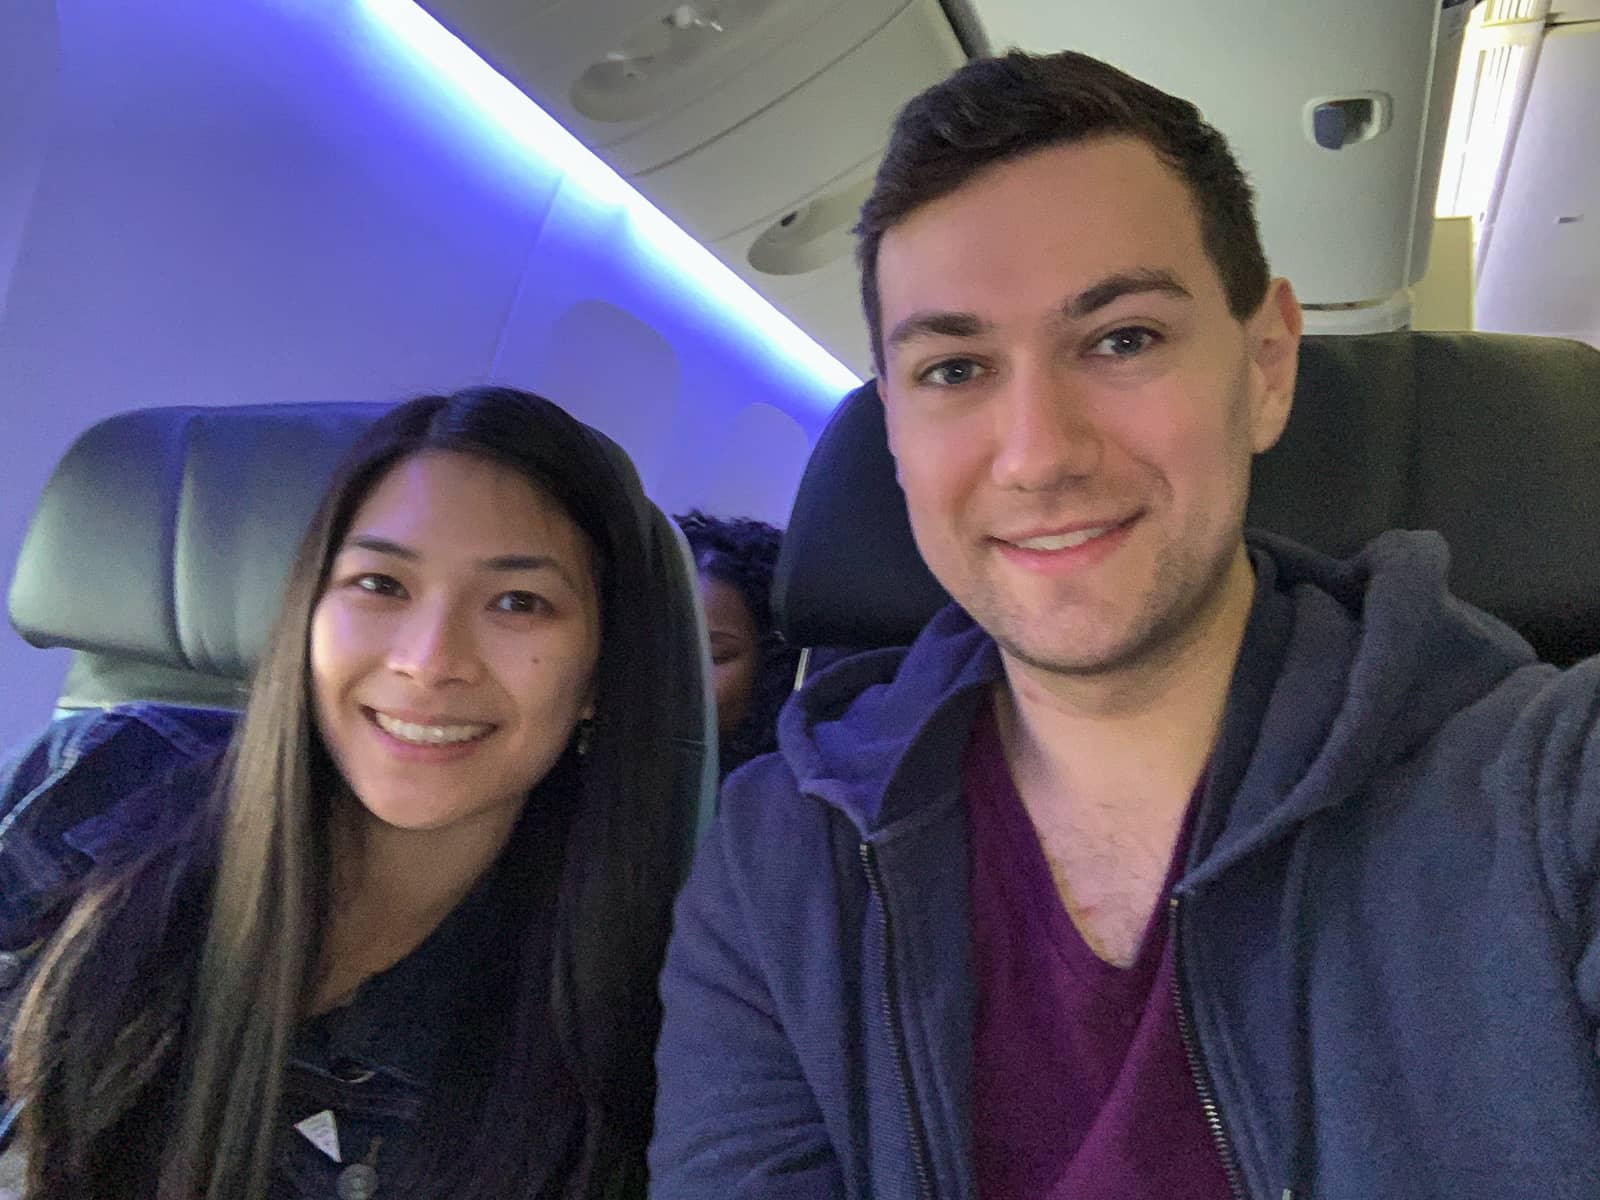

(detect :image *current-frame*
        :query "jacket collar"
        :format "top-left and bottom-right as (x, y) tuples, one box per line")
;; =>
(778, 605), (1002, 835)
(779, 530), (1539, 871)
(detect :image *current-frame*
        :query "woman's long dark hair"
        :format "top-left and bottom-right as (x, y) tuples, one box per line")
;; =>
(9, 388), (687, 1198)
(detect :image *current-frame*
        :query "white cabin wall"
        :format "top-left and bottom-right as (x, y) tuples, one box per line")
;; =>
(1474, 20), (1600, 346)
(0, 0), (852, 750)
(0, 0), (69, 753)
(0, 1), (57, 328)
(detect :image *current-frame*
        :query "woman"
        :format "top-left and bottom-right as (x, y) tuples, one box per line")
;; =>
(0, 388), (686, 1199)
(674, 512), (801, 778)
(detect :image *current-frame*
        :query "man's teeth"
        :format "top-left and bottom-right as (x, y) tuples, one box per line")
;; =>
(373, 712), (493, 745)
(1013, 525), (1113, 551)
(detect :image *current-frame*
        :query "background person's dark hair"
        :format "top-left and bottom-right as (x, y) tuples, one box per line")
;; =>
(11, 387), (685, 1199)
(676, 511), (801, 777)
(855, 49), (1271, 373)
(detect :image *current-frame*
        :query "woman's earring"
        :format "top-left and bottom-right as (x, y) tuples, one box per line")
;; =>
(576, 717), (594, 758)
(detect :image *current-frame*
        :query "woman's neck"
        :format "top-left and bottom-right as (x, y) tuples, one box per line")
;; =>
(308, 799), (518, 1014)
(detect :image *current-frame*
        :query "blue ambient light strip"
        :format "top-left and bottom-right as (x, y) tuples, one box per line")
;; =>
(354, 0), (863, 398)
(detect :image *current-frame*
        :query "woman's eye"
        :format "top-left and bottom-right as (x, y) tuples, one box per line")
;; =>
(917, 358), (986, 388)
(1089, 326), (1160, 358)
(493, 590), (549, 616)
(352, 573), (404, 598)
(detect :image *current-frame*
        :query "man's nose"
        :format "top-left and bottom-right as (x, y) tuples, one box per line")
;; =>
(989, 363), (1103, 492)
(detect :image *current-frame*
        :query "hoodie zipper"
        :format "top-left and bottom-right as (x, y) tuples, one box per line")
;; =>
(860, 841), (937, 1200)
(1170, 893), (1252, 1200)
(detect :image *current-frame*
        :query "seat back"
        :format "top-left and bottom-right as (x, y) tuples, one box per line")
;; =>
(8, 401), (717, 837)
(773, 331), (1600, 666)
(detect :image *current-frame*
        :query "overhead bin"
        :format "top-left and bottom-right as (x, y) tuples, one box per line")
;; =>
(964, 0), (1464, 321)
(745, 174), (875, 278)
(419, 0), (966, 370)
(418, 0), (906, 171)
(627, 0), (965, 242)
(707, 154), (878, 278)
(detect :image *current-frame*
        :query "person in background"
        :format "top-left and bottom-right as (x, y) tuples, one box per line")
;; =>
(0, 387), (688, 1200)
(675, 512), (801, 779)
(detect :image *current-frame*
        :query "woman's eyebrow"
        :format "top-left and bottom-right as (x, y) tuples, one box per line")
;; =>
(343, 534), (415, 560)
(481, 554), (583, 592)
(341, 537), (582, 592)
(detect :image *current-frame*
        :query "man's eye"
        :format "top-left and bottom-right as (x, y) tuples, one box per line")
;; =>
(353, 573), (404, 598)
(1089, 327), (1160, 358)
(917, 358), (986, 387)
(493, 590), (549, 615)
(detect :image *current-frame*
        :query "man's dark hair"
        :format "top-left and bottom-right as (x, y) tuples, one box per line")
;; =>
(856, 49), (1270, 373)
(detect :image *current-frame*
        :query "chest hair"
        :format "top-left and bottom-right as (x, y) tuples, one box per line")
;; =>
(1028, 803), (1183, 968)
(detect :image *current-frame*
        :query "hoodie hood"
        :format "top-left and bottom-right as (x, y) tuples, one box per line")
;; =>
(1193, 529), (1539, 882)
(775, 607), (1002, 835)
(777, 529), (1539, 853)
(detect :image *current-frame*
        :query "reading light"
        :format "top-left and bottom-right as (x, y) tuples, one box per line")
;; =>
(353, 0), (863, 403)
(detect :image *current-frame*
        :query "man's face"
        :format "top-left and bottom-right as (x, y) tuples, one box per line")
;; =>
(876, 136), (1298, 680)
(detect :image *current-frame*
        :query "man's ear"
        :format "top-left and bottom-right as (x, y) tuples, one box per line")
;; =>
(1247, 278), (1302, 454)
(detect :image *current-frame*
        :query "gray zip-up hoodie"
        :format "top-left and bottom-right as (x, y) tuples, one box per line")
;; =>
(650, 530), (1600, 1199)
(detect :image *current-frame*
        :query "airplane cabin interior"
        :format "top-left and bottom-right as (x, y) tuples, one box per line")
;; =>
(1, 1), (1599, 1195)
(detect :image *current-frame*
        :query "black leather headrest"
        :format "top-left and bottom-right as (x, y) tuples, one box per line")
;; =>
(773, 331), (1600, 665)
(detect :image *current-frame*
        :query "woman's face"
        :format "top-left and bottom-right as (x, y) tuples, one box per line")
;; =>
(700, 574), (760, 737)
(310, 451), (601, 837)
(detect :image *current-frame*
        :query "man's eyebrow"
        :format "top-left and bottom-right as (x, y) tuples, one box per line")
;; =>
(885, 310), (990, 353)
(341, 537), (582, 591)
(883, 269), (1192, 355)
(1064, 268), (1192, 319)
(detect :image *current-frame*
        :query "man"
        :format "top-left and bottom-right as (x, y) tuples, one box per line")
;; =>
(650, 50), (1600, 1199)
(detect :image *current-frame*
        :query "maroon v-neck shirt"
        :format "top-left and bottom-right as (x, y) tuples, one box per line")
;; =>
(964, 703), (1233, 1199)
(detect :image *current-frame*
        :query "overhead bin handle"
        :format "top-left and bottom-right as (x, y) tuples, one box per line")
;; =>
(1306, 93), (1392, 150)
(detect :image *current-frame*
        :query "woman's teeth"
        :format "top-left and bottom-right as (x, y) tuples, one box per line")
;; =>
(372, 712), (493, 745)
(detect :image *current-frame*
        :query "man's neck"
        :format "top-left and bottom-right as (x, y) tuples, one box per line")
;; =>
(991, 547), (1256, 965)
(997, 545), (1256, 810)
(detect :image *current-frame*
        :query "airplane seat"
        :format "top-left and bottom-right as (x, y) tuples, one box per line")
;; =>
(6, 401), (718, 840)
(773, 331), (1600, 668)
